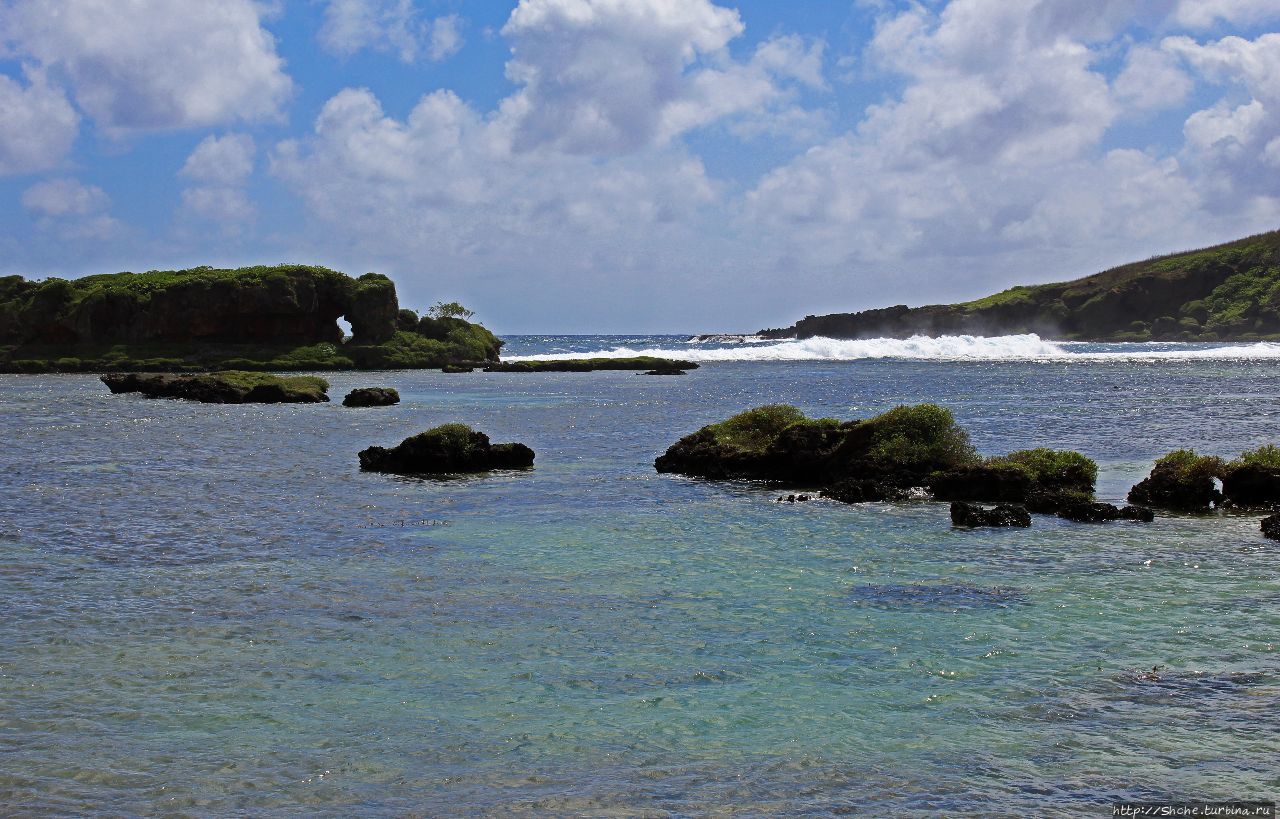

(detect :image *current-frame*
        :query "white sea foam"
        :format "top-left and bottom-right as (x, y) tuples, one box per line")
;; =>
(505, 334), (1280, 363)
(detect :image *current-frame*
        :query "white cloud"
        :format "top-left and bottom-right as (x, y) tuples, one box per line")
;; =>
(179, 134), (257, 225)
(741, 0), (1280, 304)
(1174, 0), (1280, 29)
(1114, 45), (1193, 112)
(2, 0), (291, 134)
(21, 177), (120, 239)
(0, 70), (79, 175)
(181, 133), (256, 186)
(180, 186), (255, 224)
(498, 0), (820, 154)
(319, 0), (463, 63)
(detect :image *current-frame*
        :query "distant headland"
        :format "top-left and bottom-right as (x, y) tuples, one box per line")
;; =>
(757, 230), (1280, 343)
(0, 265), (501, 373)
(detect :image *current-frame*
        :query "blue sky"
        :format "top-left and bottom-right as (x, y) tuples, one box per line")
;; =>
(1, 0), (1278, 333)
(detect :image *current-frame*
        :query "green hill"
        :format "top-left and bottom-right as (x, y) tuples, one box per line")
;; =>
(0, 264), (501, 373)
(764, 230), (1280, 342)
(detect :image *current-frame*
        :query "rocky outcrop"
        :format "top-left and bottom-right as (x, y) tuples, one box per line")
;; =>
(1261, 513), (1280, 540)
(757, 230), (1280, 342)
(930, 465), (1032, 503)
(342, 387), (400, 407)
(102, 371), (329, 403)
(441, 364), (474, 373)
(0, 265), (503, 372)
(1128, 451), (1224, 512)
(950, 502), (1031, 528)
(1057, 501), (1154, 523)
(358, 424), (535, 474)
(1222, 464), (1280, 508)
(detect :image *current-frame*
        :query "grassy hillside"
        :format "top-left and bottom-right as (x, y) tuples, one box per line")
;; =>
(776, 230), (1280, 342)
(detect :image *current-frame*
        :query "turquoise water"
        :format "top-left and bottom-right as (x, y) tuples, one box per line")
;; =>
(2, 338), (1279, 815)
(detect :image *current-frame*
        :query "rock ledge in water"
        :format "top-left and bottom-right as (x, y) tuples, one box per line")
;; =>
(342, 387), (399, 407)
(358, 423), (534, 474)
(950, 502), (1031, 528)
(1057, 501), (1154, 523)
(102, 371), (329, 403)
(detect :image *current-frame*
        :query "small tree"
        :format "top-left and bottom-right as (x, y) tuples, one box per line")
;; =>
(427, 301), (475, 320)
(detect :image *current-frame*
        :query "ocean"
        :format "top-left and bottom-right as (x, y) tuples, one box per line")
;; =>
(2, 334), (1278, 815)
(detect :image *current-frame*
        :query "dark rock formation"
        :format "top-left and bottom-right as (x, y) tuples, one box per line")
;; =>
(1222, 464), (1280, 507)
(756, 230), (1280, 342)
(1057, 501), (1154, 523)
(441, 364), (474, 373)
(342, 387), (399, 407)
(1261, 513), (1280, 540)
(645, 368), (686, 375)
(102, 371), (329, 403)
(486, 356), (698, 373)
(1128, 450), (1224, 512)
(358, 423), (534, 474)
(776, 494), (811, 503)
(930, 465), (1032, 503)
(950, 502), (1031, 528)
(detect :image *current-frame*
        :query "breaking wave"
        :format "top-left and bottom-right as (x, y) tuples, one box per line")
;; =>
(504, 334), (1280, 363)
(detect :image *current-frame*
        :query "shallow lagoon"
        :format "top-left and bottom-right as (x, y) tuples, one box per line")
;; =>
(2, 337), (1278, 815)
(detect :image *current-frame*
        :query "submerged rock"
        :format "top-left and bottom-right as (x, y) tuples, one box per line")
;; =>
(101, 371), (329, 404)
(645, 368), (686, 375)
(358, 423), (534, 474)
(1262, 513), (1280, 540)
(342, 387), (399, 407)
(441, 364), (474, 373)
(1057, 501), (1154, 523)
(950, 502), (1031, 528)
(848, 582), (1027, 611)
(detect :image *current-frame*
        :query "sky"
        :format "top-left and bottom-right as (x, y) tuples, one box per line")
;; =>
(1, 0), (1279, 333)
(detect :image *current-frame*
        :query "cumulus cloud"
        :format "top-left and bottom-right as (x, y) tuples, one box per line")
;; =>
(727, 0), (1280, 313)
(181, 133), (256, 186)
(21, 177), (119, 239)
(1, 0), (291, 134)
(1114, 45), (1193, 112)
(1174, 0), (1280, 29)
(319, 0), (463, 63)
(179, 134), (257, 225)
(0, 70), (79, 175)
(499, 0), (823, 154)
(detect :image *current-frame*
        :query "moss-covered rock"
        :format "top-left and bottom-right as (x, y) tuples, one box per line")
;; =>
(101, 371), (329, 403)
(358, 424), (535, 474)
(655, 403), (976, 489)
(342, 387), (399, 407)
(1127, 450), (1225, 512)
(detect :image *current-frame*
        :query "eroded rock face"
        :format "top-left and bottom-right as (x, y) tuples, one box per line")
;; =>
(950, 502), (1031, 528)
(1261, 513), (1280, 541)
(1128, 468), (1222, 512)
(342, 387), (400, 407)
(358, 424), (534, 474)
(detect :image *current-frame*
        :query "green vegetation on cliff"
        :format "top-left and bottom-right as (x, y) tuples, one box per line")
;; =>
(0, 264), (501, 372)
(769, 229), (1280, 342)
